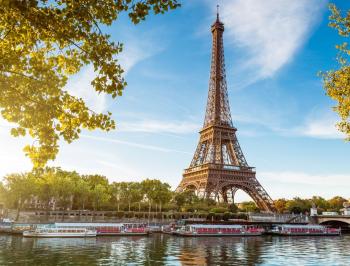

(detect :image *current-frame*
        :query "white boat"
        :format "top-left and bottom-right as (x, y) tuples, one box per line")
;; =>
(0, 222), (13, 233)
(176, 224), (264, 237)
(55, 223), (124, 236)
(23, 227), (96, 238)
(270, 224), (341, 236)
(55, 223), (150, 236)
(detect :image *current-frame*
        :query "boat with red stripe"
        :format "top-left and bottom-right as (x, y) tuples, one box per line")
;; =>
(270, 224), (341, 236)
(175, 224), (264, 236)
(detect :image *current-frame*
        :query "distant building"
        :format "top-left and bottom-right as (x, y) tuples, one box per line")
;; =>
(322, 211), (338, 216)
(341, 202), (350, 215)
(310, 204), (318, 216)
(26, 196), (59, 210)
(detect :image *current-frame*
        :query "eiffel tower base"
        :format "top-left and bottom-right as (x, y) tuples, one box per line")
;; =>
(177, 168), (276, 213)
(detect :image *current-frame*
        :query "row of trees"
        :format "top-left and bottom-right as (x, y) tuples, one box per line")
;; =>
(0, 168), (348, 220)
(274, 196), (348, 214)
(0, 168), (175, 220)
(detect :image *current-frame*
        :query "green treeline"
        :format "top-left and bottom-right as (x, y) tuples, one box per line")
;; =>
(0, 168), (348, 221)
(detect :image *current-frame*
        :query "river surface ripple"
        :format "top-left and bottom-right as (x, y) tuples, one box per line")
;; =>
(0, 234), (349, 265)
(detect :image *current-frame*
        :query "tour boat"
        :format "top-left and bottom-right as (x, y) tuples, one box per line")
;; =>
(175, 224), (264, 237)
(270, 224), (341, 236)
(23, 227), (97, 238)
(11, 223), (51, 234)
(0, 221), (12, 233)
(161, 223), (177, 235)
(121, 223), (150, 235)
(55, 223), (150, 236)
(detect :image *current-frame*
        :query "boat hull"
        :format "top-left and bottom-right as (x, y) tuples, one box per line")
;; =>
(176, 232), (262, 237)
(116, 232), (150, 236)
(0, 226), (12, 233)
(272, 232), (340, 236)
(23, 232), (96, 238)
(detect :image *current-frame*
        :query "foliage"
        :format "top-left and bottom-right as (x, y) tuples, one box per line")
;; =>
(223, 211), (232, 221)
(310, 196), (329, 212)
(274, 198), (288, 213)
(74, 177), (90, 210)
(321, 4), (350, 139)
(209, 207), (227, 213)
(110, 182), (122, 211)
(0, 182), (7, 206)
(1, 168), (348, 216)
(3, 172), (36, 220)
(228, 203), (239, 213)
(0, 0), (180, 167)
(174, 190), (198, 210)
(285, 197), (311, 214)
(238, 201), (259, 212)
(328, 196), (347, 211)
(90, 184), (110, 211)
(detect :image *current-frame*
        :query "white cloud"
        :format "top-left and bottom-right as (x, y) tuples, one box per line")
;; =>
(294, 111), (346, 139)
(118, 119), (200, 134)
(65, 66), (107, 113)
(118, 35), (163, 74)
(232, 104), (346, 140)
(96, 160), (141, 179)
(211, 0), (326, 81)
(81, 134), (191, 154)
(260, 171), (350, 199)
(262, 171), (350, 186)
(232, 170), (350, 202)
(300, 119), (342, 139)
(64, 31), (164, 113)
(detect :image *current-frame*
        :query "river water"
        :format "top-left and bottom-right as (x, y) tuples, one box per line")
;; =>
(0, 234), (349, 265)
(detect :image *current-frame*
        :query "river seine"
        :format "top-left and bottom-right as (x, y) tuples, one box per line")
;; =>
(0, 234), (349, 265)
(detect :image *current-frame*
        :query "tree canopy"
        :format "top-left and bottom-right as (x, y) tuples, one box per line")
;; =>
(322, 4), (350, 140)
(0, 0), (180, 167)
(0, 168), (348, 220)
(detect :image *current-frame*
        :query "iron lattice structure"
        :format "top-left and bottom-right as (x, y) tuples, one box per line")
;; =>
(177, 14), (276, 212)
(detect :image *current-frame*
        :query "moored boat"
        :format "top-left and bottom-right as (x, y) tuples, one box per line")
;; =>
(162, 223), (177, 235)
(0, 222), (12, 233)
(175, 224), (264, 237)
(11, 223), (51, 234)
(55, 222), (150, 236)
(55, 223), (124, 236)
(270, 224), (341, 236)
(121, 223), (150, 235)
(23, 227), (96, 238)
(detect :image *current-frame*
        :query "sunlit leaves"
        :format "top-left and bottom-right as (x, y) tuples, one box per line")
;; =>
(0, 0), (180, 167)
(322, 4), (350, 140)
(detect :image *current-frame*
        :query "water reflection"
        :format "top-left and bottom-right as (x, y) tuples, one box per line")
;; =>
(0, 234), (349, 265)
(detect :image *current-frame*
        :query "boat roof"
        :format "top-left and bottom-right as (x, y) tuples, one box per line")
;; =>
(55, 223), (124, 227)
(279, 224), (324, 228)
(39, 227), (91, 230)
(188, 224), (243, 228)
(123, 223), (147, 225)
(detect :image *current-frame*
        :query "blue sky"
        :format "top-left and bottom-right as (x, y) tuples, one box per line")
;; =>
(1, 0), (349, 201)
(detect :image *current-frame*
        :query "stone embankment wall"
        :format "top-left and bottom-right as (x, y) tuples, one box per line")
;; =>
(3, 210), (211, 223)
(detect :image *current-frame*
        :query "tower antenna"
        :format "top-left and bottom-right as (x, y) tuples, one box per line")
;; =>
(216, 4), (219, 21)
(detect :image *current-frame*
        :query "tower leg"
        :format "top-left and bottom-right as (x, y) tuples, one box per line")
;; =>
(231, 188), (238, 204)
(222, 188), (228, 203)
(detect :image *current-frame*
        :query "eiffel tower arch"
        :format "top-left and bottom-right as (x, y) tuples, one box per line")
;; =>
(177, 11), (276, 213)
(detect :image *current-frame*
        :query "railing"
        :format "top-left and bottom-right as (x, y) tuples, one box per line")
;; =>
(248, 212), (308, 223)
(184, 163), (255, 173)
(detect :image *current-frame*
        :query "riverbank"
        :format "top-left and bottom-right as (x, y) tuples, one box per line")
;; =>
(2, 209), (249, 223)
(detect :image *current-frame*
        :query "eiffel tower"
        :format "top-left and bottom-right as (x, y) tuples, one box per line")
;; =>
(177, 10), (276, 212)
